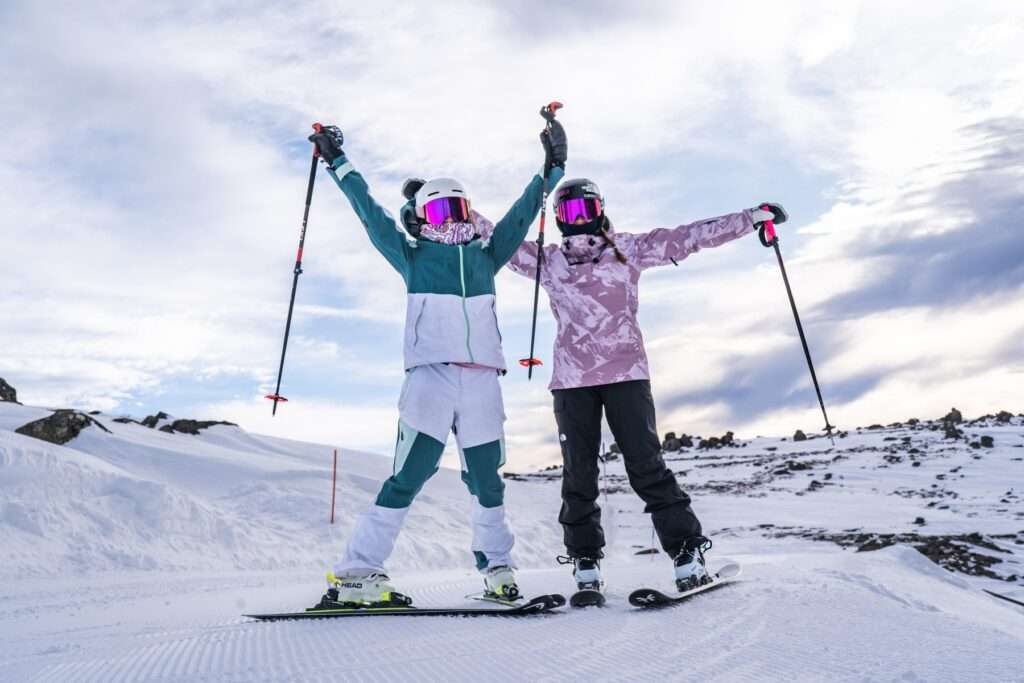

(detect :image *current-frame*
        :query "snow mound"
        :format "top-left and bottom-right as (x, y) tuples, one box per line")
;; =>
(0, 402), (561, 580)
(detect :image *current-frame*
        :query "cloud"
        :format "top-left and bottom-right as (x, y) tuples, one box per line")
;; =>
(2, 1), (1023, 465)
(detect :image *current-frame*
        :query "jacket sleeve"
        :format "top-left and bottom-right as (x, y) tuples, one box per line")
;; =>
(487, 166), (565, 270)
(326, 156), (410, 276)
(630, 210), (755, 270)
(505, 240), (540, 279)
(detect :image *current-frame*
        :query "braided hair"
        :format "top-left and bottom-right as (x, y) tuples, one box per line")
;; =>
(600, 217), (628, 264)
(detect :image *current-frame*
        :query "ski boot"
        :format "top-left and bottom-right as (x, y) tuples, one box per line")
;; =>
(559, 555), (605, 607)
(673, 537), (712, 592)
(482, 565), (521, 601)
(316, 571), (412, 609)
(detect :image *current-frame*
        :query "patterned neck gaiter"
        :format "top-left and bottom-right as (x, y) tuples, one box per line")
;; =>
(561, 233), (608, 265)
(419, 221), (478, 245)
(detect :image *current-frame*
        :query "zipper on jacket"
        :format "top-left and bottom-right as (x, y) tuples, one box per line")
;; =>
(458, 245), (475, 362)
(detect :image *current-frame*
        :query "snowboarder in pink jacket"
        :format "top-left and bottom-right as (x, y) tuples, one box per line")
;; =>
(506, 177), (786, 594)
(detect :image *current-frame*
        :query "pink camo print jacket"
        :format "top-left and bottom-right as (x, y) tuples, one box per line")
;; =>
(504, 210), (757, 390)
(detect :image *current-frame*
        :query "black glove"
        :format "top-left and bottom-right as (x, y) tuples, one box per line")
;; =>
(541, 118), (567, 174)
(308, 125), (345, 165)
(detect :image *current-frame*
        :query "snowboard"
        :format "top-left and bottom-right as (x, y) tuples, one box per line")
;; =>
(569, 588), (606, 608)
(244, 593), (566, 621)
(628, 562), (742, 609)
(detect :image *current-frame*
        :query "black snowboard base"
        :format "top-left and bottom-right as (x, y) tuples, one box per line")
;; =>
(629, 562), (742, 609)
(569, 588), (606, 608)
(244, 593), (566, 621)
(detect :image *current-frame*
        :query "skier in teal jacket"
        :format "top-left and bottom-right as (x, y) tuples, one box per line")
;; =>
(307, 118), (566, 607)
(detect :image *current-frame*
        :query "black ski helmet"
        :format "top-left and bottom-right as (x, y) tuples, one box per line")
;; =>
(554, 178), (605, 236)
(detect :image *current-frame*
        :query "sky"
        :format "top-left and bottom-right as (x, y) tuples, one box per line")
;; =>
(1, 1), (1022, 470)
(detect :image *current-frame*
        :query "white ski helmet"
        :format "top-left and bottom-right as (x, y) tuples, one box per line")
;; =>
(414, 177), (470, 220)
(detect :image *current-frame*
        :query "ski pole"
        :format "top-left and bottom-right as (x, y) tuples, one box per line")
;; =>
(758, 209), (836, 441)
(519, 101), (563, 379)
(266, 124), (322, 414)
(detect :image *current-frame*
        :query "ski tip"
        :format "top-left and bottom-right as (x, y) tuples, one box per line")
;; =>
(546, 593), (567, 608)
(521, 594), (566, 612)
(627, 588), (671, 608)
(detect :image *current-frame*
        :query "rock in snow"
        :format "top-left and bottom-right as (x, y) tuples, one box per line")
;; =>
(159, 418), (238, 435)
(0, 377), (18, 404)
(15, 409), (111, 445)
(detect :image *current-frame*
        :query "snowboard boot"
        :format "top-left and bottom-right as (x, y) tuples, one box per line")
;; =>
(571, 557), (603, 592)
(556, 555), (604, 592)
(673, 537), (712, 592)
(319, 571), (412, 608)
(483, 565), (521, 601)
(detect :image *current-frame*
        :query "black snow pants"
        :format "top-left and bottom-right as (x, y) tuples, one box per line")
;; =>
(552, 379), (701, 559)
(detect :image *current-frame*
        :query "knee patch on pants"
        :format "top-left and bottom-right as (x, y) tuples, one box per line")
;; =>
(376, 421), (445, 509)
(460, 439), (506, 508)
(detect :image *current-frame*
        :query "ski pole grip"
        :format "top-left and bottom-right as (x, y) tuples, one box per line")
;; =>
(540, 101), (563, 122)
(758, 204), (777, 247)
(309, 123), (324, 158)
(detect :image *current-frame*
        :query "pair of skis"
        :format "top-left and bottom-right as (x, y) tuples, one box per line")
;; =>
(245, 563), (741, 621)
(245, 593), (565, 621)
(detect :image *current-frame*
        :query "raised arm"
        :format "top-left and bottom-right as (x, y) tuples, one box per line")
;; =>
(630, 210), (757, 270)
(487, 166), (565, 268)
(487, 106), (568, 269)
(309, 125), (410, 276)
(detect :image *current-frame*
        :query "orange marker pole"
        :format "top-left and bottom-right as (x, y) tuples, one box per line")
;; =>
(330, 448), (338, 524)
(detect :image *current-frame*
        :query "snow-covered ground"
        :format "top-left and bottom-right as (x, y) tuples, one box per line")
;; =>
(1, 401), (1022, 682)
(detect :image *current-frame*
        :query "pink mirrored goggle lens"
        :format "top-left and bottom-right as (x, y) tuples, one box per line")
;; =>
(556, 197), (602, 223)
(423, 197), (470, 224)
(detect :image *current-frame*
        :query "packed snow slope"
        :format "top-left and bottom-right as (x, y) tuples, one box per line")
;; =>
(1, 401), (1022, 682)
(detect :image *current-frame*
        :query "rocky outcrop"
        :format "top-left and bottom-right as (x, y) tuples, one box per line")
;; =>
(135, 411), (236, 434)
(141, 411), (171, 428)
(159, 419), (237, 435)
(0, 377), (18, 404)
(793, 430), (808, 442)
(698, 431), (735, 450)
(15, 410), (111, 445)
(942, 407), (963, 424)
(662, 432), (682, 451)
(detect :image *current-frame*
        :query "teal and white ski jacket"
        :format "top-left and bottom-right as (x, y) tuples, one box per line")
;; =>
(327, 156), (563, 371)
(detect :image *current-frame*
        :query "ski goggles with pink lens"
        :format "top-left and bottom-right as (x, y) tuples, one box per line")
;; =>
(422, 196), (470, 224)
(556, 197), (602, 223)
